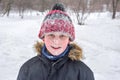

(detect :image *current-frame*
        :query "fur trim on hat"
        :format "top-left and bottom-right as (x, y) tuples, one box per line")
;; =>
(34, 41), (83, 61)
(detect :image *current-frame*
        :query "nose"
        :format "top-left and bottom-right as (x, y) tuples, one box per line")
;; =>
(52, 36), (60, 44)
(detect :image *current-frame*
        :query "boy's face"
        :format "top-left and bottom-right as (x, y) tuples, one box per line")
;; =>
(43, 32), (70, 56)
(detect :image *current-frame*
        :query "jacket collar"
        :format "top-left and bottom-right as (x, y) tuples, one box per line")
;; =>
(34, 41), (83, 61)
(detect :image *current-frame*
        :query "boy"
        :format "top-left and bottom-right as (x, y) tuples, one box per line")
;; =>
(17, 3), (95, 80)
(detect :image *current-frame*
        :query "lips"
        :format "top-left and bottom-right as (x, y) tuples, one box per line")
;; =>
(51, 46), (61, 50)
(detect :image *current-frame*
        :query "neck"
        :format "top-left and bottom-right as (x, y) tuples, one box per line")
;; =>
(42, 44), (70, 61)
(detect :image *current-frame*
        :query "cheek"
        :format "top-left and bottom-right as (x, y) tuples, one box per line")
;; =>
(44, 38), (50, 45)
(43, 37), (53, 49)
(61, 39), (70, 48)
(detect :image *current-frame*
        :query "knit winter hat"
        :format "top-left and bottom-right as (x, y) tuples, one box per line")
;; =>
(38, 3), (75, 41)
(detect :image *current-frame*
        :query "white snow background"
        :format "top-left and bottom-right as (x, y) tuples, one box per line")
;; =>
(0, 11), (120, 80)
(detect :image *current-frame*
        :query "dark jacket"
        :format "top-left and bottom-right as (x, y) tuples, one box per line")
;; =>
(17, 42), (95, 80)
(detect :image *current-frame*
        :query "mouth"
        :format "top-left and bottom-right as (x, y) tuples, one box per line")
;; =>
(51, 46), (61, 50)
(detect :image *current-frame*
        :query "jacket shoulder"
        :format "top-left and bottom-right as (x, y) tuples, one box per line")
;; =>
(74, 60), (93, 73)
(18, 56), (40, 73)
(21, 56), (40, 68)
(17, 56), (40, 80)
(74, 60), (94, 80)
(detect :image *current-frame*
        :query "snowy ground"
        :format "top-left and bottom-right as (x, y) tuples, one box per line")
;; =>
(0, 12), (120, 80)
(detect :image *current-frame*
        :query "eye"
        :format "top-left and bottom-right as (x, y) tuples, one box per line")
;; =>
(48, 34), (55, 38)
(59, 34), (67, 38)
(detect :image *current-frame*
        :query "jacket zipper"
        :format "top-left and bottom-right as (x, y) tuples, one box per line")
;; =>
(47, 58), (63, 80)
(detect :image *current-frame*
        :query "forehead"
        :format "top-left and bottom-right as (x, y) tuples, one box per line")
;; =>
(45, 32), (68, 36)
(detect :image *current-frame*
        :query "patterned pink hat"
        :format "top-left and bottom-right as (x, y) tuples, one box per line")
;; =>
(38, 3), (75, 41)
